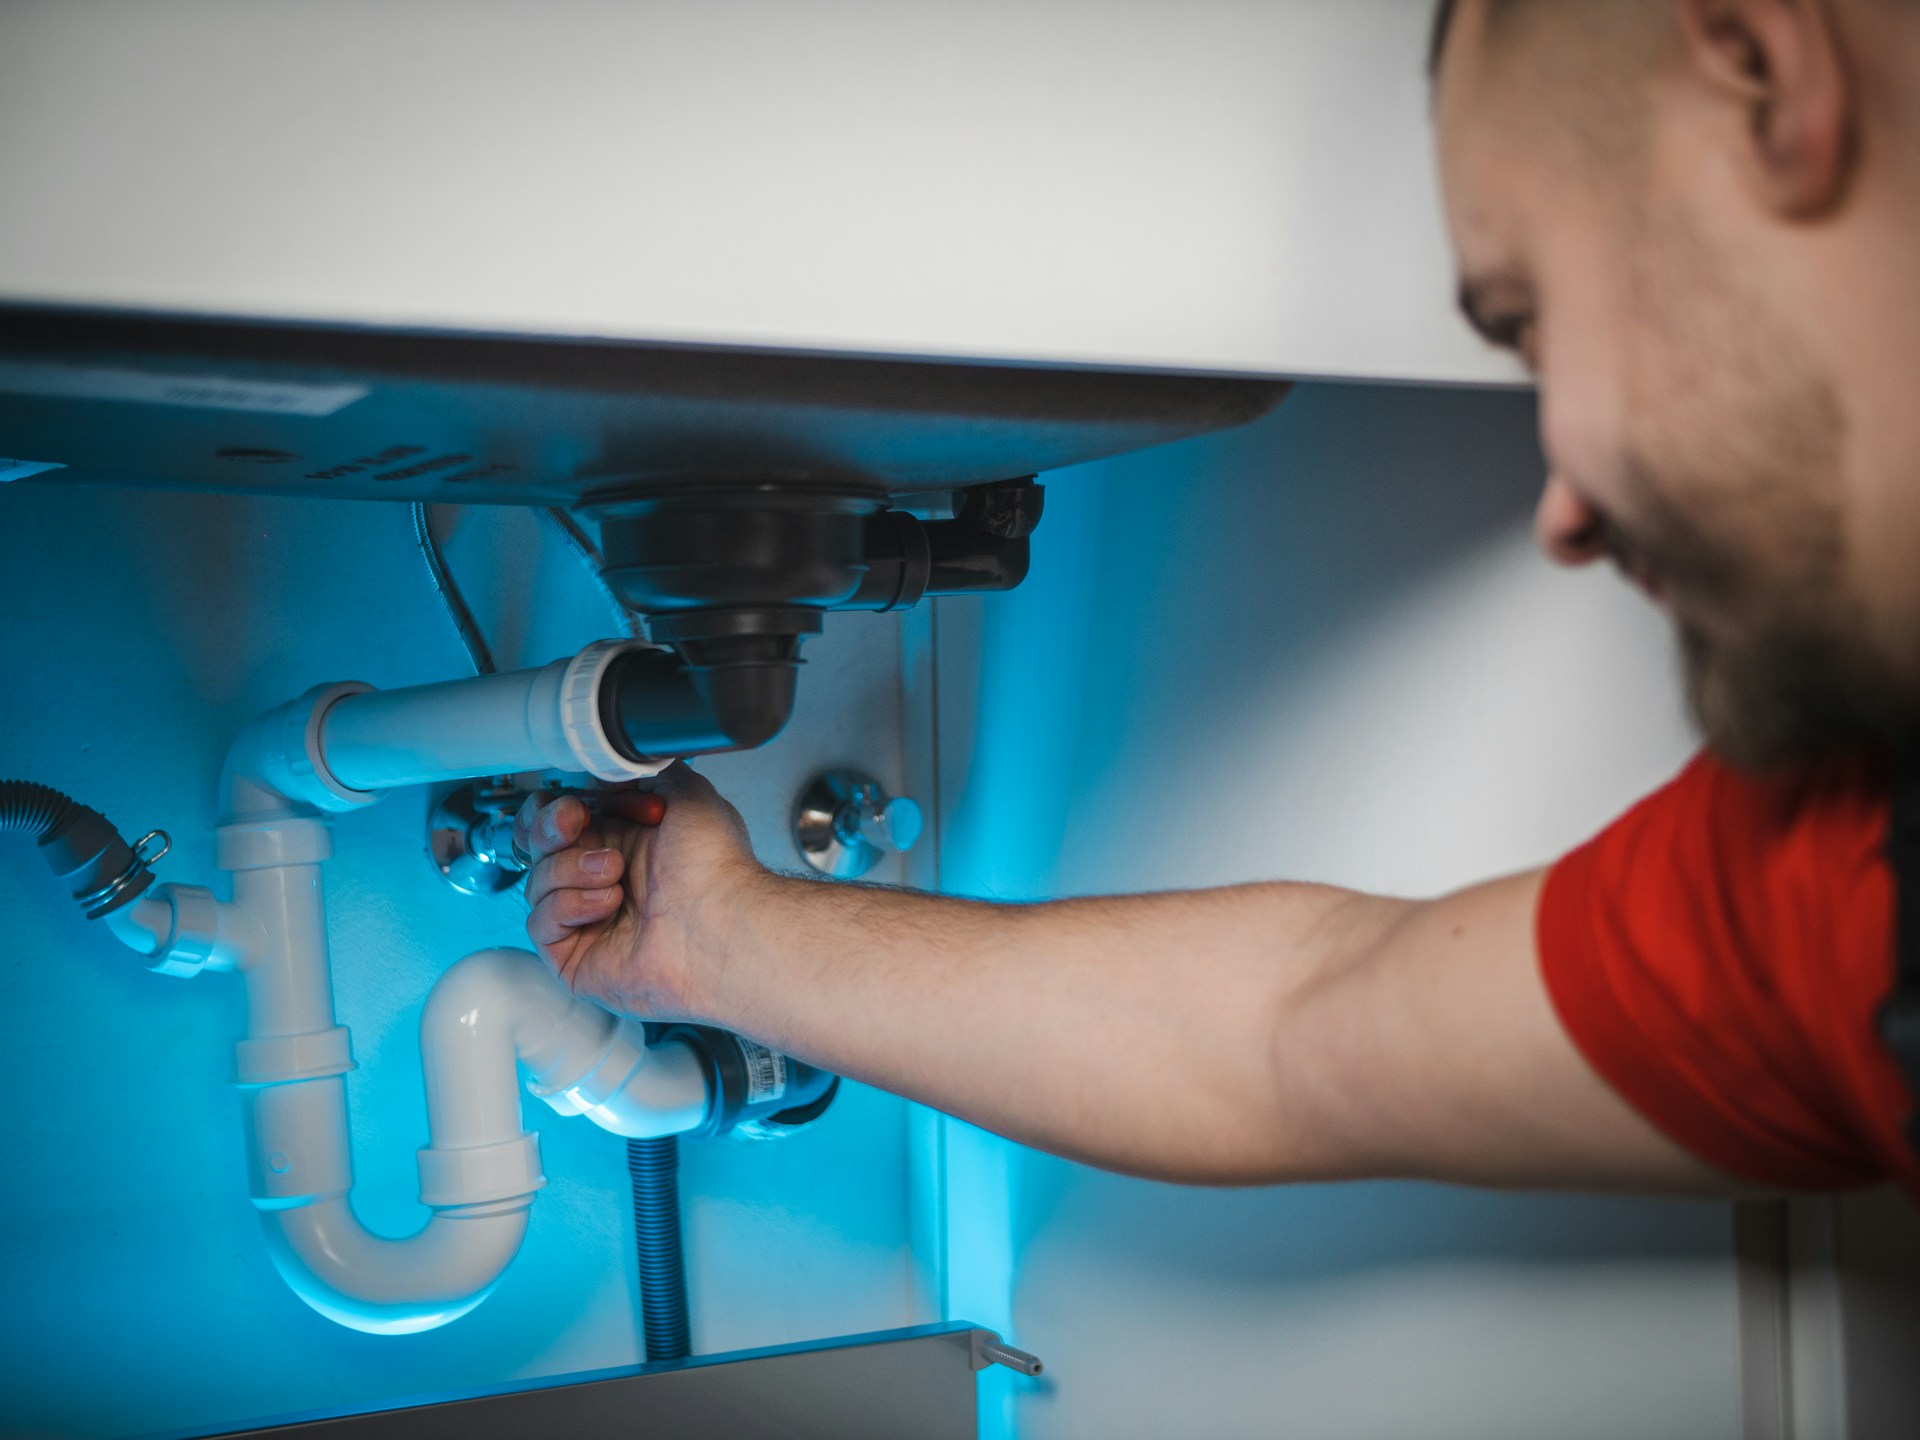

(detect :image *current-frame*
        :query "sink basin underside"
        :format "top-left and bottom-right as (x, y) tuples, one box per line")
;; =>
(0, 304), (1291, 506)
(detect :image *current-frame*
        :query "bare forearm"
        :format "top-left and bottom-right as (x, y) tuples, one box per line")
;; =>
(687, 874), (1406, 1184)
(520, 775), (1730, 1193)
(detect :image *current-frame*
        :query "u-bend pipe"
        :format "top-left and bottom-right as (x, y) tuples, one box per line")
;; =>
(187, 649), (710, 1333)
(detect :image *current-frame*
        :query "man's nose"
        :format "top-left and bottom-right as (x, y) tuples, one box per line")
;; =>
(1533, 474), (1608, 566)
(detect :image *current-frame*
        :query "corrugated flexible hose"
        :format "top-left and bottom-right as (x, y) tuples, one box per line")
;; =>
(0, 779), (78, 838)
(1, 779), (156, 918)
(626, 1137), (692, 1362)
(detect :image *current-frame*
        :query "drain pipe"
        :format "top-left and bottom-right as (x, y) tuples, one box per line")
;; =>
(253, 946), (708, 1334)
(69, 643), (710, 1333)
(207, 650), (701, 1333)
(16, 640), (835, 1335)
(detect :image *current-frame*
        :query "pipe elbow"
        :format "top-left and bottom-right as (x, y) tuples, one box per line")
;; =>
(696, 662), (799, 751)
(221, 682), (382, 820)
(432, 952), (710, 1144)
(425, 947), (711, 1143)
(259, 1199), (529, 1335)
(423, 946), (577, 1042)
(243, 948), (709, 1334)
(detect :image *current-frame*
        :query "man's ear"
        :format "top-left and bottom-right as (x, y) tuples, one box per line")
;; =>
(1678, 0), (1854, 217)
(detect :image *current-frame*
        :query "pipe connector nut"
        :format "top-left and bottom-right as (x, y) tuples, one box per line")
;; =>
(228, 682), (383, 814)
(557, 640), (672, 782)
(143, 883), (219, 978)
(417, 1133), (546, 1211)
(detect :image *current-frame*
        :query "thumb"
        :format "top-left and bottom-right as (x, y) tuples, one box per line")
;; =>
(653, 760), (721, 805)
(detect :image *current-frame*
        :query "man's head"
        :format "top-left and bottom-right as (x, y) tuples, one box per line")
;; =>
(1431, 0), (1920, 770)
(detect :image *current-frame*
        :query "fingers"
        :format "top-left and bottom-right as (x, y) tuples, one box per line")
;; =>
(526, 841), (626, 911)
(515, 787), (667, 863)
(528, 883), (623, 949)
(518, 786), (670, 942)
(654, 760), (719, 801)
(515, 791), (590, 862)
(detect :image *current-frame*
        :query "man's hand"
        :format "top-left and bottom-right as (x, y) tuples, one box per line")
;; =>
(514, 763), (762, 1019)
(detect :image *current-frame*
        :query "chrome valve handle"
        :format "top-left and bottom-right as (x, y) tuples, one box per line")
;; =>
(793, 769), (922, 879)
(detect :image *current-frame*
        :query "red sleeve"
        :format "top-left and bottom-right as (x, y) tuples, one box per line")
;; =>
(1537, 751), (1918, 1193)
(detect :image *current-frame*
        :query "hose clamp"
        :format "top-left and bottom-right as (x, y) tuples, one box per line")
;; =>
(75, 829), (169, 918)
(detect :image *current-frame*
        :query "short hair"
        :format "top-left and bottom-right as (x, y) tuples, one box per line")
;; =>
(1428, 0), (1462, 77)
(1429, 0), (1529, 78)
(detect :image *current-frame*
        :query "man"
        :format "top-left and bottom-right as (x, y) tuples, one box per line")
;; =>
(516, 0), (1920, 1197)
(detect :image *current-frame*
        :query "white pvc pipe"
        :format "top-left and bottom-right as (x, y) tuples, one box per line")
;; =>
(235, 863), (337, 1040)
(260, 1201), (530, 1336)
(104, 894), (172, 955)
(169, 659), (714, 1335)
(319, 641), (663, 795)
(322, 665), (576, 791)
(423, 947), (711, 1145)
(242, 947), (708, 1335)
(105, 885), (258, 977)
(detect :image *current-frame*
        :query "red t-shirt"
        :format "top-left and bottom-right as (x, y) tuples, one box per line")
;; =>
(1537, 750), (1920, 1193)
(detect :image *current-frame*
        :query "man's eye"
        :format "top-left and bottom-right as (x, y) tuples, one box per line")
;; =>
(1486, 312), (1533, 352)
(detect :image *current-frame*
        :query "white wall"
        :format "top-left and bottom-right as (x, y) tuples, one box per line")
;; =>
(0, 0), (1514, 386)
(0, 488), (923, 1437)
(931, 381), (1746, 1439)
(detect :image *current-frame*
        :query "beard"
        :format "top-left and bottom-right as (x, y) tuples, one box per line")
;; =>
(1605, 208), (1918, 773)
(1673, 591), (1908, 773)
(1599, 436), (1911, 774)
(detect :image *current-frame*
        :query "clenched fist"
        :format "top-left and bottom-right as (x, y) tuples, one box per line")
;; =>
(513, 763), (764, 1020)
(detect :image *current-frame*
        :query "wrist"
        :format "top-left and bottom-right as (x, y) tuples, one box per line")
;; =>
(674, 861), (800, 1025)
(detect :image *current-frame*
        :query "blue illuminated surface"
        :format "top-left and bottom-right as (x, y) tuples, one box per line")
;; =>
(0, 491), (920, 1437)
(927, 460), (1110, 1440)
(2, 381), (1741, 1440)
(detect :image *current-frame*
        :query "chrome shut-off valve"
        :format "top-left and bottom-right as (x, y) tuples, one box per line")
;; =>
(792, 769), (923, 880)
(428, 780), (534, 896)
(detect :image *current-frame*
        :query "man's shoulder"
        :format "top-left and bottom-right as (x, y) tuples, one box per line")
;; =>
(1540, 745), (1911, 1193)
(1604, 747), (1891, 878)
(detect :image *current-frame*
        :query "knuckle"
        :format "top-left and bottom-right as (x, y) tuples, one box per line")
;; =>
(527, 902), (564, 945)
(558, 885), (614, 925)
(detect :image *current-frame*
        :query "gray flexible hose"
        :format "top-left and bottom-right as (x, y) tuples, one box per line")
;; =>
(626, 1136), (692, 1361)
(0, 779), (77, 839)
(541, 508), (641, 639)
(411, 502), (498, 676)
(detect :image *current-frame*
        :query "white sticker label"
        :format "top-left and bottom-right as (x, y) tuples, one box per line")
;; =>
(733, 1037), (788, 1106)
(0, 458), (66, 483)
(0, 361), (367, 416)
